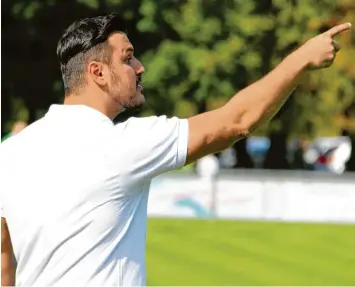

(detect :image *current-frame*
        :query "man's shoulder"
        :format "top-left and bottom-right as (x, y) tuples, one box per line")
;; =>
(115, 115), (181, 131)
(119, 115), (167, 124)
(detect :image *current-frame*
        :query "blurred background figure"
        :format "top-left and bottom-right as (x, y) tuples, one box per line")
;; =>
(303, 136), (352, 173)
(1, 121), (28, 142)
(326, 139), (352, 174)
(196, 154), (220, 217)
(196, 154), (220, 180)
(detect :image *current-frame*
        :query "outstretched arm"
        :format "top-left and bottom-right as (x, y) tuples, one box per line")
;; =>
(186, 23), (351, 165)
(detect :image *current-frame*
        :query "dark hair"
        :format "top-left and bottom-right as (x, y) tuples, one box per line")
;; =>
(57, 13), (124, 94)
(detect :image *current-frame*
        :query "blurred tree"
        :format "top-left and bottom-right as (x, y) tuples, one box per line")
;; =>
(262, 0), (355, 169)
(138, 0), (355, 169)
(138, 0), (275, 167)
(2, 0), (355, 171)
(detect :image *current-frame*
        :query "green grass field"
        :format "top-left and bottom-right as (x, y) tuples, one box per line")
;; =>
(146, 218), (355, 286)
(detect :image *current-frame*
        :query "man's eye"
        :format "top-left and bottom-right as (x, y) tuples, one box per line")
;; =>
(126, 57), (132, 64)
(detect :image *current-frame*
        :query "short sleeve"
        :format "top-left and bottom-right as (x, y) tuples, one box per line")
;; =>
(115, 116), (189, 183)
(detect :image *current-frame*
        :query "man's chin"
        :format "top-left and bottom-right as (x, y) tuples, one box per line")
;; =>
(134, 91), (146, 107)
(114, 99), (144, 123)
(121, 93), (145, 111)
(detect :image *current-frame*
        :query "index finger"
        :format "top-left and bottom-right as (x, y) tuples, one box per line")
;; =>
(325, 22), (352, 37)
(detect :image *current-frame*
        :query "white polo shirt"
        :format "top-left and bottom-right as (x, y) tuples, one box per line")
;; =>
(0, 104), (188, 286)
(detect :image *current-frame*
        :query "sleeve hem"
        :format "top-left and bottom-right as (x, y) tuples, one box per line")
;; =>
(175, 119), (189, 169)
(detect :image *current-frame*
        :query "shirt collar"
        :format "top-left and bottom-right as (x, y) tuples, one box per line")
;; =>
(45, 104), (114, 125)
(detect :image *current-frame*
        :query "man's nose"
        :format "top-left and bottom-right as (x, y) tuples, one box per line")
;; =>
(133, 58), (145, 75)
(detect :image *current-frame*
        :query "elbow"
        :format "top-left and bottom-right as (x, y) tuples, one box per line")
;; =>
(231, 110), (263, 138)
(215, 122), (251, 151)
(233, 124), (251, 139)
(223, 106), (258, 141)
(229, 118), (253, 140)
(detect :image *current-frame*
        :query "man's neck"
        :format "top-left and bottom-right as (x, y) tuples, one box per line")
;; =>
(64, 94), (121, 120)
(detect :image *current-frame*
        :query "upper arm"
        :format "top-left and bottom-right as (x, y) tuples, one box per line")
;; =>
(186, 107), (247, 165)
(1, 218), (16, 286)
(117, 116), (189, 182)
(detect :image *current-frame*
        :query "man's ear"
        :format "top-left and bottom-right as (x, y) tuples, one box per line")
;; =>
(88, 61), (107, 86)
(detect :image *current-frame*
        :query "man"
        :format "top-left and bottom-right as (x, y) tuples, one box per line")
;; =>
(0, 13), (351, 286)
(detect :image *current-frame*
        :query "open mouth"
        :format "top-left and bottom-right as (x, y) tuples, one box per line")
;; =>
(136, 75), (143, 93)
(137, 85), (143, 95)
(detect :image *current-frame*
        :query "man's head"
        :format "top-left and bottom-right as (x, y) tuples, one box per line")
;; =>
(57, 14), (145, 116)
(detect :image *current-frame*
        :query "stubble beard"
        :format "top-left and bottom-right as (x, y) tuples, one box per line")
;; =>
(110, 71), (143, 112)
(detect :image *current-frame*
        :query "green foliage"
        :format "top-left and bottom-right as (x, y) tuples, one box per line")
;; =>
(268, 0), (355, 139)
(2, 0), (355, 141)
(139, 0), (276, 118)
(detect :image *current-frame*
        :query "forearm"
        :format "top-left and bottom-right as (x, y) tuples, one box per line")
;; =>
(186, 50), (309, 164)
(186, 23), (350, 164)
(224, 50), (308, 135)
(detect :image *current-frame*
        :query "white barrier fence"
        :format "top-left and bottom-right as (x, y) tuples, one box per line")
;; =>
(148, 170), (355, 224)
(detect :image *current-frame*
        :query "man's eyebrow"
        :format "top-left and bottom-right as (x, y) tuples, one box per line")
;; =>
(125, 47), (134, 54)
